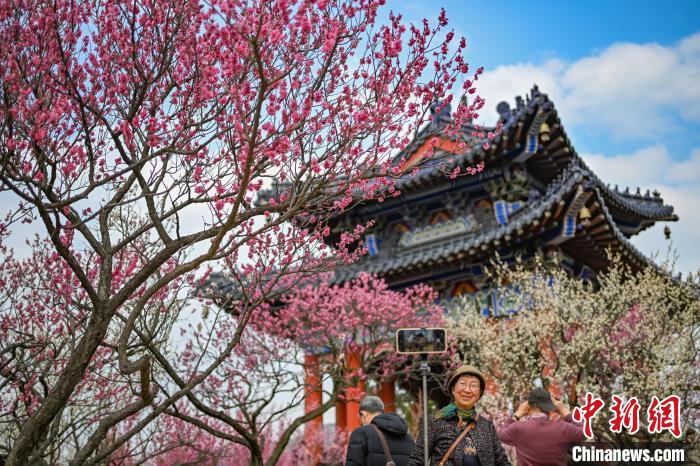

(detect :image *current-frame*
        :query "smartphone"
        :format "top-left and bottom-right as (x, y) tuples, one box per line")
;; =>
(395, 328), (447, 354)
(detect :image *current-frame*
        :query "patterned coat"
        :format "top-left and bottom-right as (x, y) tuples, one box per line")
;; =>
(408, 412), (511, 466)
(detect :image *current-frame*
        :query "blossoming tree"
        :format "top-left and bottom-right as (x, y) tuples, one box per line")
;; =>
(447, 256), (699, 445)
(0, 248), (445, 464)
(136, 272), (445, 465)
(0, 0), (481, 463)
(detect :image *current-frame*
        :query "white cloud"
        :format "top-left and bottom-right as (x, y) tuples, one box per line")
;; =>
(476, 32), (700, 138)
(580, 146), (700, 275)
(666, 148), (700, 184)
(473, 59), (565, 118)
(583, 145), (672, 187)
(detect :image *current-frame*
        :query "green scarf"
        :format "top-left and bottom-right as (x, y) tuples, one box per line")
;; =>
(438, 403), (477, 424)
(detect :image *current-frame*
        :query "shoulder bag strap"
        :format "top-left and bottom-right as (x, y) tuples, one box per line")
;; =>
(438, 415), (479, 466)
(370, 424), (395, 465)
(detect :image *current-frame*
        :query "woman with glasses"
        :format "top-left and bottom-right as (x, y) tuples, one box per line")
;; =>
(408, 365), (511, 466)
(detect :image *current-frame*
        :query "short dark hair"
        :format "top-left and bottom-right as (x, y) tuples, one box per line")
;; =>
(359, 395), (384, 414)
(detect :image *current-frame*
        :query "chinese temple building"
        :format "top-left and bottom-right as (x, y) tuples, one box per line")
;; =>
(202, 85), (678, 441)
(327, 85), (677, 315)
(309, 85), (678, 434)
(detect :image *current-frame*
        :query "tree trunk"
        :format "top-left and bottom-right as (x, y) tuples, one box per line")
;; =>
(6, 310), (112, 466)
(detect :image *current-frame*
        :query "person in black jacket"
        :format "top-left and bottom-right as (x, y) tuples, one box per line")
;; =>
(345, 395), (415, 466)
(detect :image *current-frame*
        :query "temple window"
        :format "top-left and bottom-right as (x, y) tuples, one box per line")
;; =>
(471, 199), (495, 226)
(451, 281), (477, 297)
(392, 222), (411, 234)
(429, 211), (452, 225)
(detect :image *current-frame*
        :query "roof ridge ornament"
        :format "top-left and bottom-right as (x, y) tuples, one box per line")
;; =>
(496, 101), (512, 122)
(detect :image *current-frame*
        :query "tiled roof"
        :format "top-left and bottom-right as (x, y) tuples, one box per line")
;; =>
(387, 86), (676, 226)
(334, 162), (659, 282)
(256, 86), (676, 228)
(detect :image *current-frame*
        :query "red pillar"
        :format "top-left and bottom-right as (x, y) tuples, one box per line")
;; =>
(304, 354), (323, 459)
(378, 380), (396, 412)
(345, 350), (365, 431)
(335, 400), (347, 431)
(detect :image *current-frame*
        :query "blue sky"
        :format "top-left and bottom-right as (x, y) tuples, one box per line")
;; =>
(2, 2), (698, 275)
(390, 0), (700, 275)
(406, 1), (700, 69)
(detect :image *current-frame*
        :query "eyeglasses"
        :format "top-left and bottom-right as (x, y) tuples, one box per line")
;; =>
(455, 382), (481, 390)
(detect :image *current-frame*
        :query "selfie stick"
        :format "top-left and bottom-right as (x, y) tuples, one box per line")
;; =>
(420, 353), (429, 466)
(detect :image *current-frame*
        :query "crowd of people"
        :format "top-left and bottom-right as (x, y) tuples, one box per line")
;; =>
(344, 365), (583, 466)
